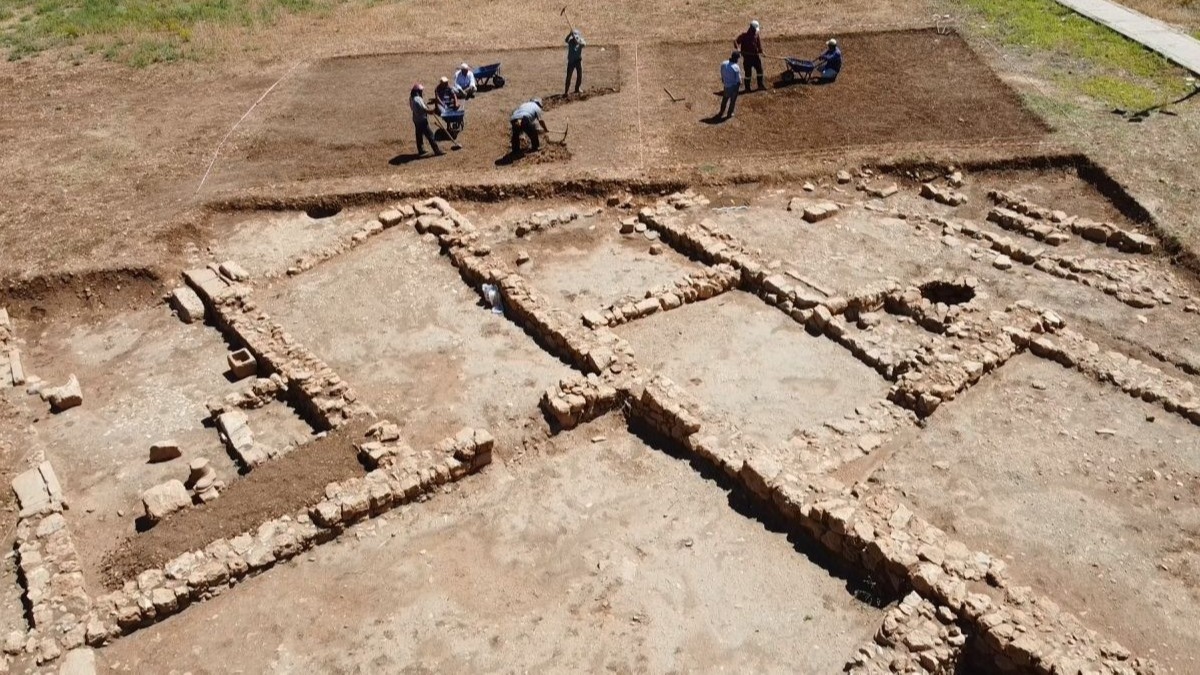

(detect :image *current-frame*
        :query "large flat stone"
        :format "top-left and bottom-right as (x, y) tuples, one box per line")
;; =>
(142, 480), (191, 524)
(12, 467), (50, 515)
(169, 287), (206, 324)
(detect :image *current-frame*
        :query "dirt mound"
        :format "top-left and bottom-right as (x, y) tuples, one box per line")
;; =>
(98, 418), (372, 588)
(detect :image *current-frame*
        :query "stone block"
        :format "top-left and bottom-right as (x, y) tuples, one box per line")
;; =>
(227, 349), (257, 380)
(142, 480), (191, 524)
(378, 209), (404, 227)
(182, 268), (229, 304)
(169, 287), (205, 324)
(802, 202), (839, 223)
(218, 261), (249, 282)
(9, 349), (25, 386)
(46, 375), (83, 412)
(148, 441), (182, 464)
(38, 461), (63, 504)
(13, 467), (51, 516)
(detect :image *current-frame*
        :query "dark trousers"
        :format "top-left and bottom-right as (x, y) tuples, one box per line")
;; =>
(742, 54), (764, 90)
(565, 58), (582, 94)
(718, 84), (740, 117)
(414, 118), (439, 153)
(510, 118), (539, 153)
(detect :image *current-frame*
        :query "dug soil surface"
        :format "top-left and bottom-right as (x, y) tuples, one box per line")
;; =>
(100, 418), (882, 673)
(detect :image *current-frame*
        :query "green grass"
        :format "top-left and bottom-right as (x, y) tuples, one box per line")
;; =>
(961, 0), (1191, 108)
(0, 0), (338, 65)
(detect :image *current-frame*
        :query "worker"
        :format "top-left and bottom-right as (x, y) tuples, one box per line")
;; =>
(510, 98), (549, 154)
(734, 20), (765, 92)
(815, 38), (842, 82)
(409, 83), (443, 156)
(434, 76), (459, 113)
(453, 63), (477, 99)
(564, 29), (585, 96)
(717, 52), (742, 119)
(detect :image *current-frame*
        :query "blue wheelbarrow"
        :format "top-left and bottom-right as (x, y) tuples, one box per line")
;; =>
(781, 58), (816, 83)
(473, 63), (506, 89)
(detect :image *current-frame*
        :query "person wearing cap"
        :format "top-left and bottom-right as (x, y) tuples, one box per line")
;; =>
(815, 38), (843, 82)
(734, 20), (765, 92)
(434, 76), (459, 112)
(717, 51), (742, 119)
(564, 29), (585, 96)
(409, 84), (443, 156)
(453, 63), (477, 99)
(510, 98), (549, 154)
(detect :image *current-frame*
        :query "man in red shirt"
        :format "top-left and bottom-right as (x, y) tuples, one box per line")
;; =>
(734, 20), (765, 92)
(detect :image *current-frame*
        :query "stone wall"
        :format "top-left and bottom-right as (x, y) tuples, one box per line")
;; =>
(845, 592), (966, 674)
(85, 426), (493, 645)
(988, 190), (1158, 254)
(182, 266), (370, 432)
(1019, 328), (1200, 426)
(582, 264), (740, 328)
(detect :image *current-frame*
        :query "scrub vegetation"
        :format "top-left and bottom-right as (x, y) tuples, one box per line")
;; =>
(959, 0), (1193, 109)
(0, 0), (340, 65)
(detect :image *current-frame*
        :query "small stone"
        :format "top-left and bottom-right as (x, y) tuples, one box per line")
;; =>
(836, 170), (851, 184)
(142, 480), (192, 524)
(932, 461), (951, 471)
(516, 251), (531, 265)
(649, 244), (664, 256)
(1095, 428), (1117, 437)
(148, 441), (182, 463)
(1031, 381), (1048, 391)
(45, 375), (83, 412)
(218, 261), (249, 282)
(591, 436), (606, 443)
(802, 182), (816, 192)
(992, 254), (1013, 271)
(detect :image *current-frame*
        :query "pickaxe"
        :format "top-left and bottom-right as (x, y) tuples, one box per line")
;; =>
(546, 123), (570, 145)
(560, 6), (574, 31)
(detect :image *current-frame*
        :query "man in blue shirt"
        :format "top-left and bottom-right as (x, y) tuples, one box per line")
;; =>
(815, 38), (842, 82)
(717, 52), (742, 119)
(564, 29), (585, 96)
(510, 98), (549, 154)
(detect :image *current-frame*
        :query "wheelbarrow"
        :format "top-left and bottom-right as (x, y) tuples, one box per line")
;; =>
(780, 58), (816, 83)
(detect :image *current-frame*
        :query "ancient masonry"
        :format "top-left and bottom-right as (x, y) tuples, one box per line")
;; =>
(410, 191), (1167, 673)
(6, 179), (1191, 671)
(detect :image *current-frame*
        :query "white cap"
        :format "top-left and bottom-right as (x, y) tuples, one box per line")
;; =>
(440, 76), (449, 83)
(750, 20), (760, 29)
(460, 62), (469, 70)
(532, 97), (543, 107)
(828, 38), (837, 46)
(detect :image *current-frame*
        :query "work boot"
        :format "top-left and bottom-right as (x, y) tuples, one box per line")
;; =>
(757, 76), (766, 90)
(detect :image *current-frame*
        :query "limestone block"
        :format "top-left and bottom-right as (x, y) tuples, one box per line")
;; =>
(168, 286), (206, 324)
(45, 375), (83, 412)
(227, 348), (257, 380)
(378, 209), (403, 227)
(802, 203), (839, 223)
(217, 411), (254, 458)
(9, 349), (25, 386)
(12, 467), (51, 516)
(148, 441), (182, 464)
(212, 263), (246, 284)
(38, 461), (63, 504)
(182, 268), (229, 304)
(142, 480), (191, 524)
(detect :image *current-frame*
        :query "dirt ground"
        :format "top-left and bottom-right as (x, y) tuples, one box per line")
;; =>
(642, 30), (1048, 166)
(863, 355), (1200, 674)
(257, 223), (574, 448)
(4, 0), (1200, 670)
(99, 418), (882, 673)
(207, 46), (626, 191)
(617, 291), (893, 449)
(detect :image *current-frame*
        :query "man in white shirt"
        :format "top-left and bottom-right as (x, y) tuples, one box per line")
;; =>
(717, 52), (742, 119)
(453, 63), (477, 99)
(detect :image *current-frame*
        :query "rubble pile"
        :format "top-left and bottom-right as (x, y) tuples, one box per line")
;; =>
(919, 183), (968, 207)
(845, 593), (966, 674)
(513, 208), (580, 237)
(540, 373), (623, 430)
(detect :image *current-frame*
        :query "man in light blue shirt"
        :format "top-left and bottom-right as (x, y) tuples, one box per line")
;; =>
(510, 98), (549, 154)
(717, 52), (742, 119)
